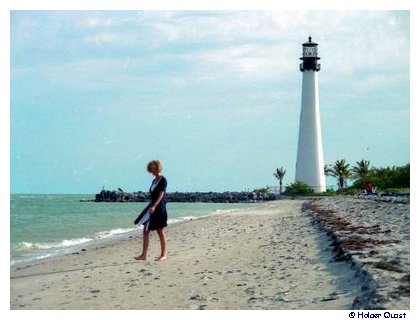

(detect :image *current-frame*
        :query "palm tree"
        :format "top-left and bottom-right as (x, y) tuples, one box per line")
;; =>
(325, 159), (351, 190)
(273, 167), (286, 198)
(324, 164), (332, 176)
(351, 159), (371, 179)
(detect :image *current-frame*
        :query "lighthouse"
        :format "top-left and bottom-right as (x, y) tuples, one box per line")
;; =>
(295, 36), (326, 192)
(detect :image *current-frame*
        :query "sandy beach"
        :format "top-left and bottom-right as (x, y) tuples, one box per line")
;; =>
(305, 197), (410, 309)
(10, 200), (360, 310)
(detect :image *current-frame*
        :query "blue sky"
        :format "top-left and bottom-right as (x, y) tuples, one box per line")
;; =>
(10, 11), (410, 193)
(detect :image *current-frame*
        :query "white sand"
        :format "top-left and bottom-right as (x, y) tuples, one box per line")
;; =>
(11, 200), (359, 310)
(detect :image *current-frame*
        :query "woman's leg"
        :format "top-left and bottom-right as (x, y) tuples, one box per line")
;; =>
(134, 227), (150, 260)
(156, 228), (167, 261)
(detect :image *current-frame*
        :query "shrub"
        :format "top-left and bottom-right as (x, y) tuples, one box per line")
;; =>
(352, 164), (410, 191)
(321, 188), (337, 196)
(252, 187), (270, 195)
(337, 187), (359, 195)
(284, 181), (314, 196)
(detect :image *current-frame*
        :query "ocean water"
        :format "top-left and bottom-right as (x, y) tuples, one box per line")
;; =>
(10, 194), (254, 265)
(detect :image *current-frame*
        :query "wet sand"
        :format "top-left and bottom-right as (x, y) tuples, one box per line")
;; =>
(11, 200), (360, 310)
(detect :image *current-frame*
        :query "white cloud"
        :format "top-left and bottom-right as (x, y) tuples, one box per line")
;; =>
(12, 11), (410, 98)
(84, 32), (139, 46)
(77, 11), (409, 79)
(84, 17), (115, 28)
(192, 43), (294, 80)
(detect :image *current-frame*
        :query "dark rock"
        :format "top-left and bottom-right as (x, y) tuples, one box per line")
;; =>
(92, 189), (277, 203)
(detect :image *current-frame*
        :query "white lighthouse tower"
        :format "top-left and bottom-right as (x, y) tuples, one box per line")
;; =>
(295, 36), (326, 192)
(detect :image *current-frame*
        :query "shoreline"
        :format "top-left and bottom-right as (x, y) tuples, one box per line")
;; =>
(10, 206), (252, 270)
(304, 197), (409, 309)
(11, 200), (361, 310)
(11, 203), (253, 267)
(11, 197), (410, 310)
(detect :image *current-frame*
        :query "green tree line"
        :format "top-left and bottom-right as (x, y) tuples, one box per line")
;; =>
(273, 160), (409, 196)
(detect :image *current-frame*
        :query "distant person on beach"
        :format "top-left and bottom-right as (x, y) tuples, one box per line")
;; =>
(134, 160), (168, 261)
(364, 181), (375, 194)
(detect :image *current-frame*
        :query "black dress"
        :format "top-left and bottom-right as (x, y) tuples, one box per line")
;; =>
(146, 176), (168, 231)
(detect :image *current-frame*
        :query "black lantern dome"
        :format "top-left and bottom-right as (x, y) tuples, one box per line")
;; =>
(300, 36), (321, 72)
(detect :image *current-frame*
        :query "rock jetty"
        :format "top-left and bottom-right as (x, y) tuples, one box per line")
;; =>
(92, 188), (277, 203)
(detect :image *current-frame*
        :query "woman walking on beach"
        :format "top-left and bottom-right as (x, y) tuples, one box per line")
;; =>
(135, 160), (168, 261)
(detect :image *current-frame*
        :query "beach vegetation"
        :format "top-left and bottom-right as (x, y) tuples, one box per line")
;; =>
(337, 187), (359, 195)
(352, 163), (410, 191)
(273, 167), (286, 198)
(325, 159), (352, 190)
(284, 181), (314, 196)
(351, 159), (371, 179)
(252, 187), (270, 195)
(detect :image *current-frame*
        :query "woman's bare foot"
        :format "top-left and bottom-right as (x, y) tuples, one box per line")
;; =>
(134, 254), (146, 260)
(156, 255), (167, 261)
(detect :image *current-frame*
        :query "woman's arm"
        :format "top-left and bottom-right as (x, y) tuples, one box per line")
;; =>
(149, 191), (165, 214)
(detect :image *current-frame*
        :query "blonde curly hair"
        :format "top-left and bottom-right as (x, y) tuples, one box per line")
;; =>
(147, 160), (162, 173)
